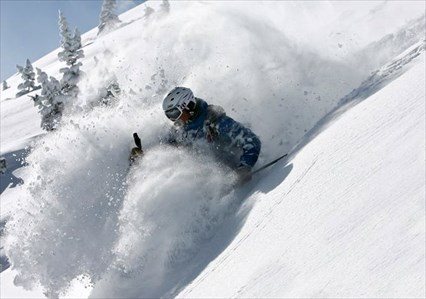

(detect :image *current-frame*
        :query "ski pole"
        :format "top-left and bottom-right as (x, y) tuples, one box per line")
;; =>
(129, 133), (143, 165)
(133, 132), (142, 150)
(251, 153), (288, 175)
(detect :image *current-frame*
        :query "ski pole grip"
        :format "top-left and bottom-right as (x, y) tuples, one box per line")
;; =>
(133, 133), (142, 150)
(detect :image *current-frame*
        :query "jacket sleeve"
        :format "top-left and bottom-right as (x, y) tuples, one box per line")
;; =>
(215, 116), (261, 168)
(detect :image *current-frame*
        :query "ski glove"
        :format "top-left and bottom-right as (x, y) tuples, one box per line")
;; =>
(129, 147), (143, 165)
(129, 133), (144, 165)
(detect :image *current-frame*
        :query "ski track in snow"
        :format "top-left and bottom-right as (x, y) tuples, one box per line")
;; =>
(178, 54), (425, 299)
(0, 1), (425, 298)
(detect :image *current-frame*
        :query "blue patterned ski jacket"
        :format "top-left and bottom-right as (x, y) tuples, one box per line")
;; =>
(167, 98), (261, 169)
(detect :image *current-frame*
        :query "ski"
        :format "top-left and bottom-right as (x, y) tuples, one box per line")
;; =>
(251, 153), (288, 175)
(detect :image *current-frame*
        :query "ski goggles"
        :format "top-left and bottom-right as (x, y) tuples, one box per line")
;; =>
(165, 107), (183, 121)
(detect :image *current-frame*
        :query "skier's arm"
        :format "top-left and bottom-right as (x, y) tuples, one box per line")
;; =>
(129, 127), (179, 165)
(216, 116), (261, 169)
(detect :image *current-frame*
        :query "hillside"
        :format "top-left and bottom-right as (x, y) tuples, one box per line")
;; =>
(1, 1), (425, 298)
(177, 50), (426, 299)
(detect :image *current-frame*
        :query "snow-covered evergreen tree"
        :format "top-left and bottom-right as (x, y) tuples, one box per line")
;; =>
(34, 68), (65, 131)
(36, 68), (48, 87)
(98, 0), (121, 35)
(161, 0), (170, 14)
(58, 11), (72, 51)
(2, 80), (9, 91)
(16, 59), (37, 96)
(58, 11), (84, 98)
(144, 5), (155, 18)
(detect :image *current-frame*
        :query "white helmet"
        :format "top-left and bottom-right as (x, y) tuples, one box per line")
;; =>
(163, 87), (196, 121)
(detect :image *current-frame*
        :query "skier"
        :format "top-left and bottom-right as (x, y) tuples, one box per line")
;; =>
(131, 87), (261, 183)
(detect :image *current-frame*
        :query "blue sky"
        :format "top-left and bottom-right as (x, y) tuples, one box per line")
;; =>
(0, 0), (144, 81)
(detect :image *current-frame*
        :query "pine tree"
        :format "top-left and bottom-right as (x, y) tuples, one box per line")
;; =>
(16, 59), (36, 96)
(161, 0), (170, 14)
(144, 5), (155, 18)
(58, 11), (72, 54)
(35, 68), (64, 131)
(2, 80), (9, 91)
(58, 11), (84, 98)
(98, 0), (121, 35)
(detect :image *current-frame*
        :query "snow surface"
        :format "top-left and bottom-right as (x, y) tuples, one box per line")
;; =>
(178, 52), (426, 299)
(1, 1), (425, 298)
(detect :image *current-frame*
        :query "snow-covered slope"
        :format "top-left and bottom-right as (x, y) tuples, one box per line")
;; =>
(1, 1), (425, 298)
(178, 51), (426, 299)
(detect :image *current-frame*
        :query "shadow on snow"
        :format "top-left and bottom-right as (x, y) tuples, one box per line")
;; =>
(162, 163), (294, 298)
